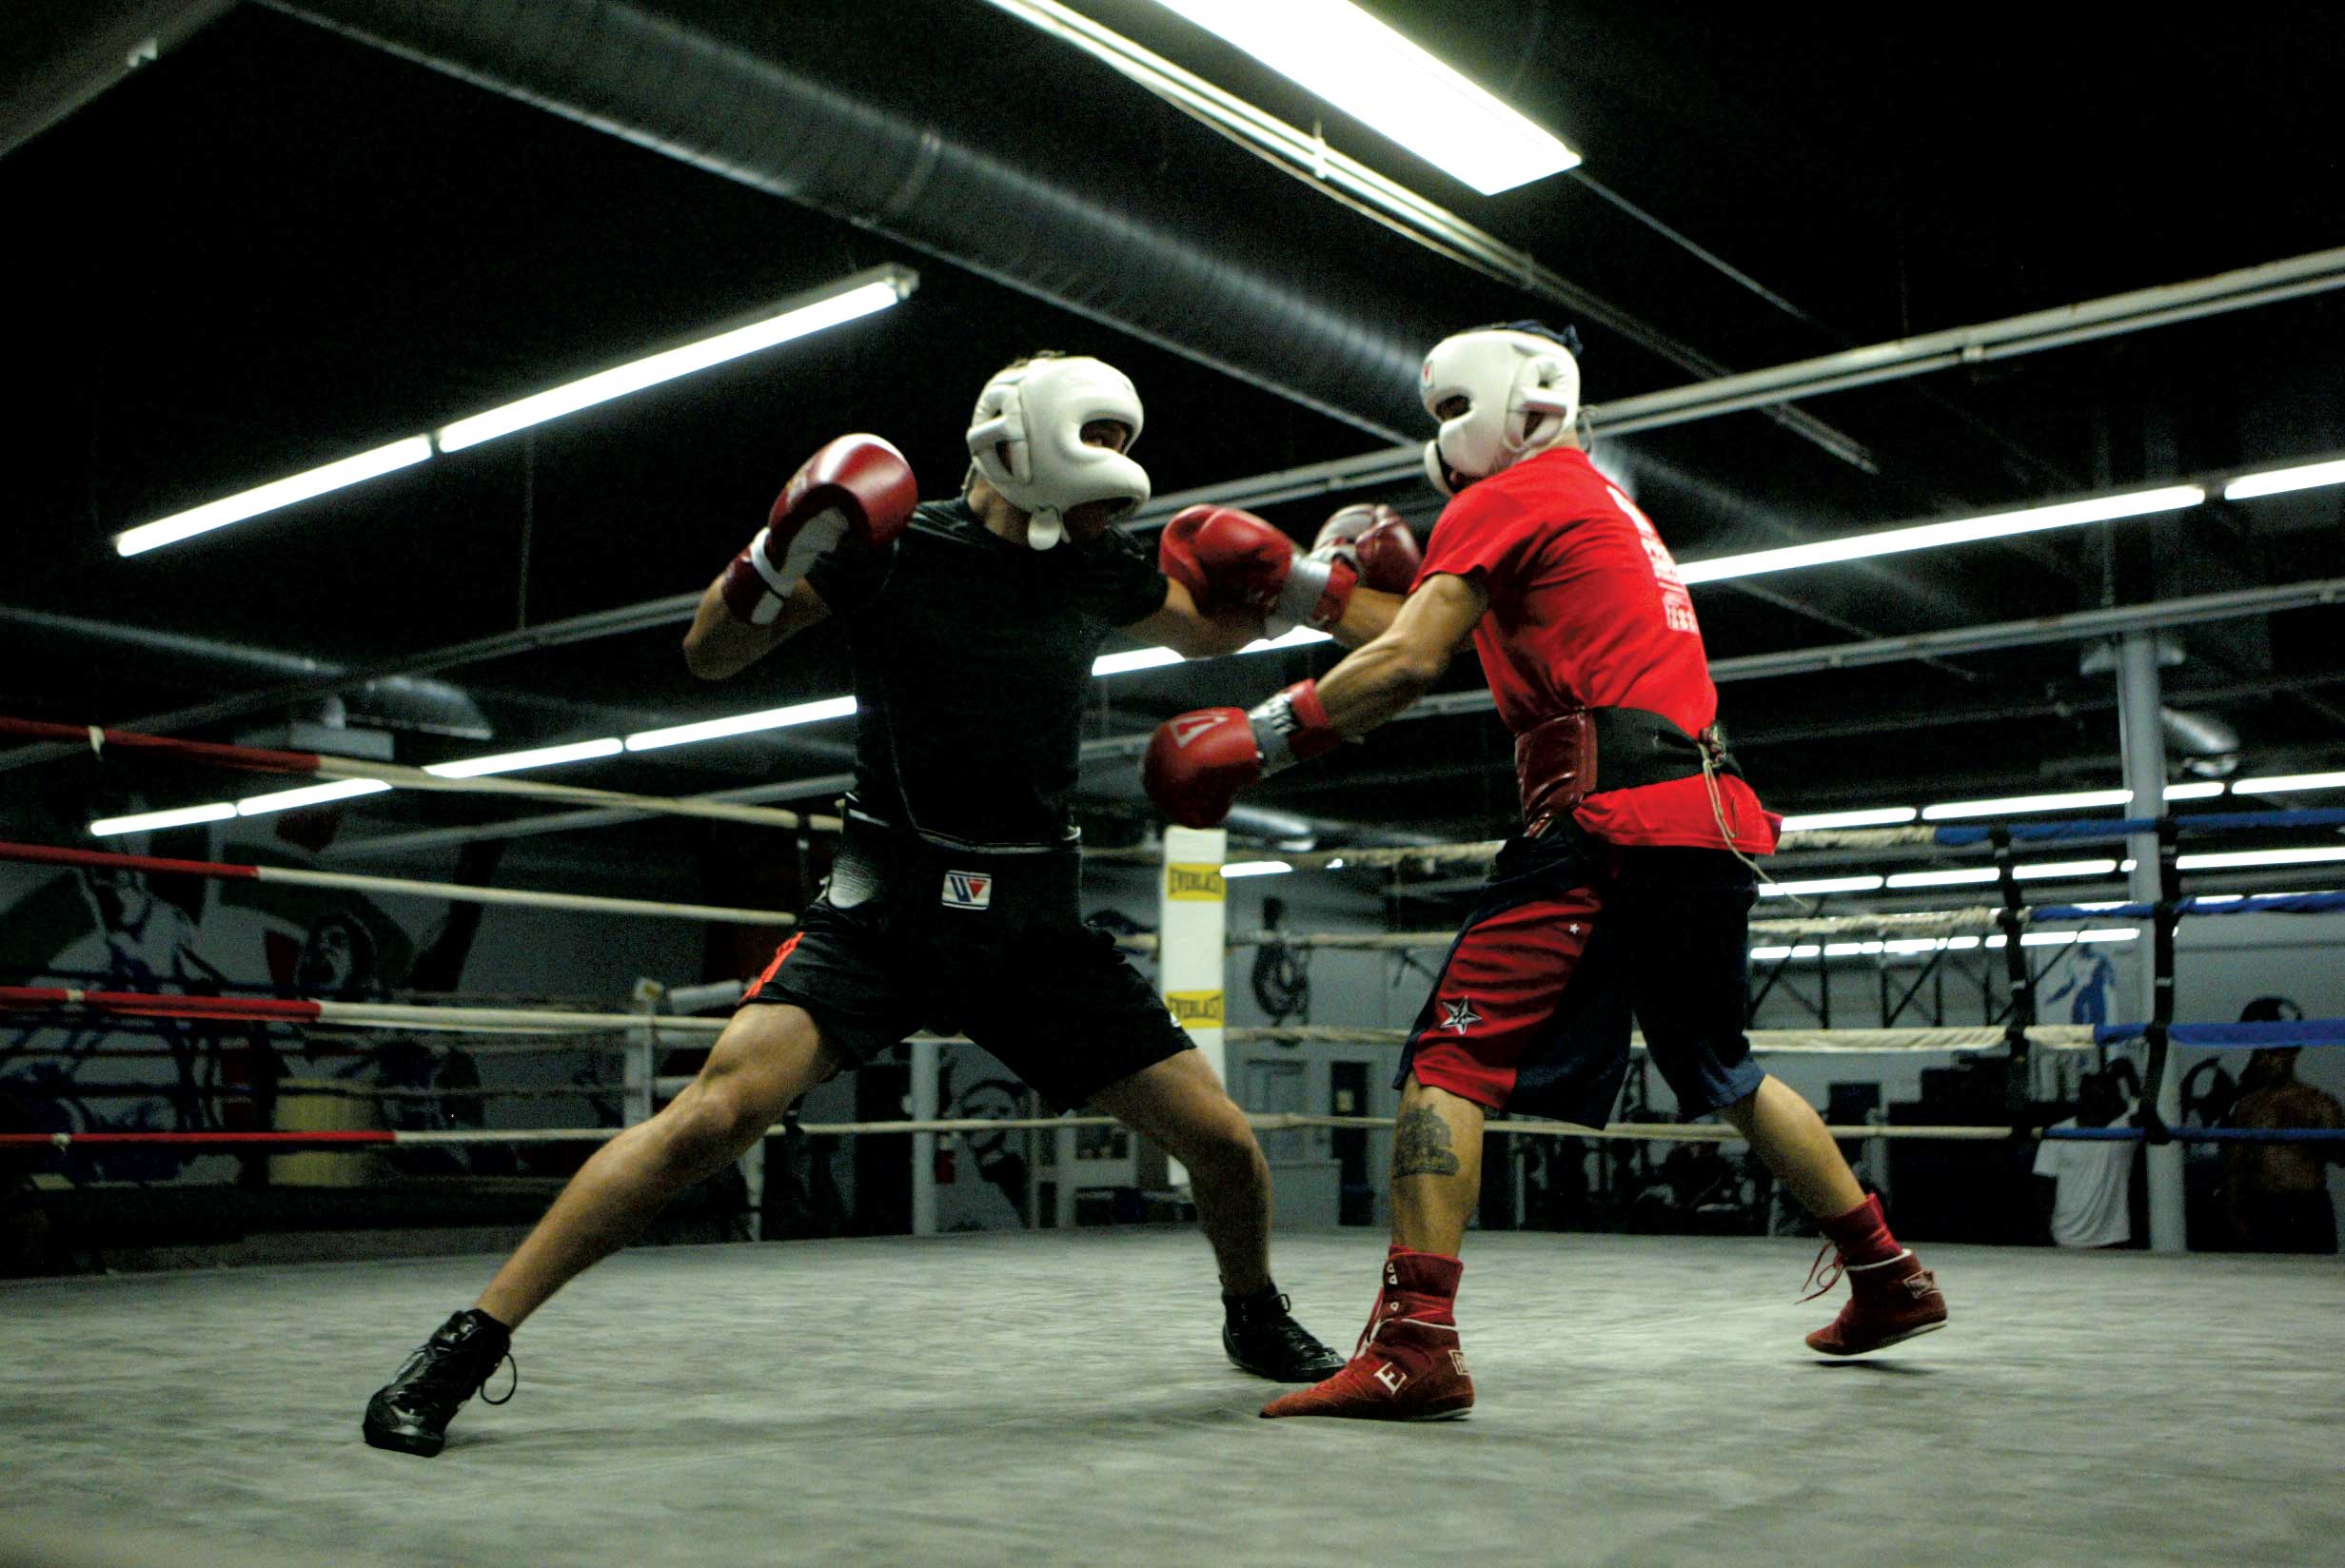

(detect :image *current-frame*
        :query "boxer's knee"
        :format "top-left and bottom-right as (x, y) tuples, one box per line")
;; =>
(1172, 1101), (1268, 1189)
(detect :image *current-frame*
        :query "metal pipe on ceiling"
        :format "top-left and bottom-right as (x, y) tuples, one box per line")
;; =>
(978, 0), (1879, 475)
(10, 215), (2333, 775)
(263, 0), (1439, 442)
(321, 576), (2345, 860)
(0, 0), (237, 161)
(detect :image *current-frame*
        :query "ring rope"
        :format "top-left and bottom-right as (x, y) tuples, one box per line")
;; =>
(1244, 807), (2345, 874)
(0, 840), (798, 928)
(1224, 1023), (2102, 1052)
(10, 1117), (2341, 1152)
(0, 715), (841, 833)
(15, 986), (2335, 1053)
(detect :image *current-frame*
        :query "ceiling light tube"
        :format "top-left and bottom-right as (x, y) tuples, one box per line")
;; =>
(623, 697), (858, 754)
(2230, 771), (2345, 795)
(436, 272), (912, 453)
(424, 738), (624, 778)
(1920, 788), (2133, 821)
(1676, 485), (2205, 587)
(2014, 858), (2120, 880)
(114, 437), (435, 558)
(234, 779), (393, 817)
(1222, 860), (1293, 878)
(88, 803), (239, 837)
(1145, 0), (1580, 195)
(1884, 868), (1998, 889)
(1777, 806), (1919, 832)
(2178, 847), (2345, 872)
(2163, 780), (2227, 800)
(1757, 874), (1885, 898)
(2223, 458), (2345, 500)
(1092, 646), (1187, 676)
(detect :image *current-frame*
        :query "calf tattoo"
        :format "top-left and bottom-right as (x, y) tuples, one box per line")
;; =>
(1392, 1107), (1463, 1179)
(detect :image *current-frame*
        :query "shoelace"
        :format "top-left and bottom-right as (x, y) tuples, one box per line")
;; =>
(479, 1350), (519, 1406)
(1798, 1241), (1845, 1303)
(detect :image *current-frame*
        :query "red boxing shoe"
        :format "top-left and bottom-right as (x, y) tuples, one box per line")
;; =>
(1261, 1250), (1474, 1421)
(1801, 1244), (1949, 1356)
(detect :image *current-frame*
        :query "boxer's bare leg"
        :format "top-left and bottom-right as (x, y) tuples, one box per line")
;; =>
(1716, 1073), (1866, 1218)
(1389, 1075), (1487, 1256)
(1094, 1049), (1272, 1295)
(476, 1004), (842, 1328)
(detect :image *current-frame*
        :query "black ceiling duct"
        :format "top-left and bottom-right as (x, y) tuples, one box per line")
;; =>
(265, 0), (1438, 441)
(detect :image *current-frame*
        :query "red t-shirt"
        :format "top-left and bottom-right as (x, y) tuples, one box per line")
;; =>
(1412, 447), (1778, 853)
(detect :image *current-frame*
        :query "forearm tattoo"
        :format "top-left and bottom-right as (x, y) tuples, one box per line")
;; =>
(1392, 1106), (1463, 1179)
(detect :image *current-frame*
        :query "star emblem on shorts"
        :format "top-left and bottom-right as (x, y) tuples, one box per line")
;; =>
(1440, 997), (1482, 1034)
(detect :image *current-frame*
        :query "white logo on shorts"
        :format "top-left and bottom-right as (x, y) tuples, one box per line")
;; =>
(941, 870), (993, 911)
(1441, 997), (1482, 1034)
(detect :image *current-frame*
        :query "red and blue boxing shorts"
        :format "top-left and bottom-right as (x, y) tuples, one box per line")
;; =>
(1399, 827), (1768, 1126)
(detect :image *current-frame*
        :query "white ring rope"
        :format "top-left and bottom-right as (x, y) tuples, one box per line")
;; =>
(1224, 1024), (2098, 1053)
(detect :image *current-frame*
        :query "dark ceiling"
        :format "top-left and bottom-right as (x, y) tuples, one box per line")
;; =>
(6, 0), (2342, 885)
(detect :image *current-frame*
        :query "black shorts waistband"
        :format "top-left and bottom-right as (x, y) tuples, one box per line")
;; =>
(832, 810), (1080, 926)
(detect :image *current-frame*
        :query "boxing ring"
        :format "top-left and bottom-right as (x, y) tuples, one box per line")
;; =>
(6, 732), (2344, 1568)
(2, 1230), (2338, 1568)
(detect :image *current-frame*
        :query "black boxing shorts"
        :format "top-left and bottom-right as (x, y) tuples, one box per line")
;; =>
(1398, 825), (1767, 1125)
(741, 805), (1191, 1111)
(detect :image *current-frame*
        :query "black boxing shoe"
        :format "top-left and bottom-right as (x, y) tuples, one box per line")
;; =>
(1223, 1284), (1347, 1382)
(363, 1308), (516, 1457)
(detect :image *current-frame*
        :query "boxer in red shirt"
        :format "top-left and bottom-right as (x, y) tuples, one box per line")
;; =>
(1147, 323), (1948, 1421)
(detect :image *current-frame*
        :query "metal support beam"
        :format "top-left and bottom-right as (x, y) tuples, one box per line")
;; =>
(2, 0), (235, 161)
(14, 243), (2337, 780)
(2116, 633), (2186, 1251)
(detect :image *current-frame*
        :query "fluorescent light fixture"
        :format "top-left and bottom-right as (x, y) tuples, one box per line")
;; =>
(1223, 860), (1293, 878)
(1758, 874), (1884, 898)
(1677, 485), (2204, 588)
(424, 737), (624, 778)
(110, 270), (911, 559)
(2017, 858), (2120, 881)
(235, 779), (392, 817)
(2223, 458), (2345, 500)
(2178, 847), (2345, 872)
(89, 803), (239, 837)
(1092, 624), (1330, 678)
(1778, 806), (1919, 832)
(1147, 0), (1580, 195)
(1921, 788), (2131, 822)
(437, 279), (907, 453)
(2231, 771), (2345, 795)
(1885, 868), (1995, 889)
(1092, 645), (1188, 676)
(1884, 937), (1949, 955)
(2016, 929), (2140, 948)
(1245, 626), (1335, 655)
(115, 438), (435, 558)
(1324, 857), (1347, 871)
(624, 696), (857, 754)
(2163, 780), (2226, 800)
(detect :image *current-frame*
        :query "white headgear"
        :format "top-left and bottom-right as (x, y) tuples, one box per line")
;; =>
(1418, 324), (1581, 497)
(966, 355), (1150, 549)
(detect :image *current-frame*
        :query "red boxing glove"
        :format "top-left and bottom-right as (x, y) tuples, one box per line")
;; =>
(1144, 707), (1261, 830)
(1144, 680), (1339, 829)
(1158, 505), (1356, 631)
(1314, 503), (1422, 594)
(720, 435), (917, 625)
